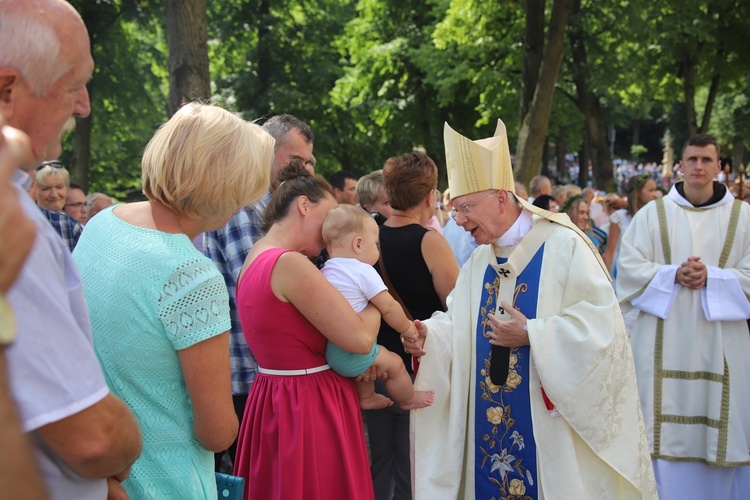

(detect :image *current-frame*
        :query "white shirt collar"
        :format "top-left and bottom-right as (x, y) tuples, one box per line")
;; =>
(13, 168), (32, 191)
(667, 184), (734, 209)
(494, 208), (533, 247)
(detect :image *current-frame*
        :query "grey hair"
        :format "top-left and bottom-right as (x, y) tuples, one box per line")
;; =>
(0, 8), (70, 96)
(262, 114), (313, 151)
(86, 192), (112, 205)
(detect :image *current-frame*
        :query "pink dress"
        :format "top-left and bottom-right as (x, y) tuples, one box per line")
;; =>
(233, 248), (374, 500)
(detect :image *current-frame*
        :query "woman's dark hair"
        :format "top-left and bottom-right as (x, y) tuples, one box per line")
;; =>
(383, 151), (437, 211)
(532, 194), (556, 211)
(262, 159), (333, 233)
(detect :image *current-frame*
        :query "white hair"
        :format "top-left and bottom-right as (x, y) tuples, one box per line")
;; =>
(86, 192), (112, 205)
(0, 7), (70, 95)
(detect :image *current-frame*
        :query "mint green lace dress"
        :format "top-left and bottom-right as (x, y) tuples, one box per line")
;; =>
(74, 207), (231, 499)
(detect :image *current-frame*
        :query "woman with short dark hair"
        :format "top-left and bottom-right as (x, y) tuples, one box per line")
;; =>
(366, 151), (459, 499)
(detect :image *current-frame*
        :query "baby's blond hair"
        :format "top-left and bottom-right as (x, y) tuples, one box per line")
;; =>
(322, 204), (373, 249)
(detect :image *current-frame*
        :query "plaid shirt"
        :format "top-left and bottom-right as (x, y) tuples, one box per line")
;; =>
(39, 208), (82, 253)
(202, 193), (270, 394)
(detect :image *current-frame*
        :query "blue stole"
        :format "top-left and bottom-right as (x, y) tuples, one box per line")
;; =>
(474, 245), (544, 499)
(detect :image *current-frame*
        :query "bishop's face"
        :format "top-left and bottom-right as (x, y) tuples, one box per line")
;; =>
(452, 190), (516, 245)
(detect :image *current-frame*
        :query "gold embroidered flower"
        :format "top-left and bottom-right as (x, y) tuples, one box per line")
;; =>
(505, 369), (522, 390)
(509, 353), (517, 368)
(485, 376), (501, 393)
(509, 478), (526, 496)
(486, 406), (504, 425)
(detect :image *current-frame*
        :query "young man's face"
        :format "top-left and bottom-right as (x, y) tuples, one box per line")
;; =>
(680, 144), (721, 193)
(335, 178), (358, 205)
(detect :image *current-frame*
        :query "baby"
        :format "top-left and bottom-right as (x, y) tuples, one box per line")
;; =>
(321, 204), (434, 410)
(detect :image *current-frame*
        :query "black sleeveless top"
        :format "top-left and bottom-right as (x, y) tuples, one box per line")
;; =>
(374, 224), (445, 374)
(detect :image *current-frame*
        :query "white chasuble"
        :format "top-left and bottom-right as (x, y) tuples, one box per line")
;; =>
(617, 190), (750, 466)
(412, 216), (656, 500)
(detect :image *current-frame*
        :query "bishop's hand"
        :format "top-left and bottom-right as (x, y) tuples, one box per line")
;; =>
(487, 301), (530, 347)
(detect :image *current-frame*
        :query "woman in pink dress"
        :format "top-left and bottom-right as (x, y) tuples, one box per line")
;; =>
(233, 161), (380, 500)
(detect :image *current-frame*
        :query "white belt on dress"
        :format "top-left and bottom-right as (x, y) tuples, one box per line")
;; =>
(257, 364), (330, 376)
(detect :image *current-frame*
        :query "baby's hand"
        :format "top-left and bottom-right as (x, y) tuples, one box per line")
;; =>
(402, 321), (418, 342)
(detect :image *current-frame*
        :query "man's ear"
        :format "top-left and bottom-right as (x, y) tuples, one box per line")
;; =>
(0, 69), (21, 119)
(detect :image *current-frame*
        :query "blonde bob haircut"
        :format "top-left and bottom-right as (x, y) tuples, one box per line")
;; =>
(356, 169), (385, 208)
(322, 204), (372, 249)
(141, 102), (274, 220)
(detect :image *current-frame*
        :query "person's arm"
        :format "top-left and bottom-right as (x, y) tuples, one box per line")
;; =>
(274, 252), (379, 354)
(0, 124), (35, 294)
(602, 220), (620, 271)
(34, 393), (142, 480)
(421, 231), (460, 309)
(369, 290), (416, 339)
(178, 332), (238, 452)
(0, 348), (47, 500)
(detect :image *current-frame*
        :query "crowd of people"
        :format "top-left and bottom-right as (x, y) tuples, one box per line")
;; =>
(1, 1), (749, 500)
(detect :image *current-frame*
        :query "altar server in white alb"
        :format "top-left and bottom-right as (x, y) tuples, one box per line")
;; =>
(403, 119), (657, 499)
(616, 133), (750, 500)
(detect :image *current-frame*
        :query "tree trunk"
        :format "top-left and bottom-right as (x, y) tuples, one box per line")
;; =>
(699, 69), (721, 134)
(680, 54), (699, 137)
(66, 75), (92, 190)
(515, 0), (574, 188)
(541, 136), (550, 178)
(519, 0), (546, 124)
(591, 100), (614, 191)
(733, 136), (745, 176)
(165, 0), (210, 117)
(556, 137), (566, 184)
(71, 111), (92, 191)
(578, 135), (588, 187)
(632, 119), (641, 152)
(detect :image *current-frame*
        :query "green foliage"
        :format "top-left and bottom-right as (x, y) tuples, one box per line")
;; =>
(63, 0), (168, 200)
(59, 0), (750, 195)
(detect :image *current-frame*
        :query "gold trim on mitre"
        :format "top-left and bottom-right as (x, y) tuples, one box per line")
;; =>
(444, 119), (514, 199)
(443, 119), (611, 280)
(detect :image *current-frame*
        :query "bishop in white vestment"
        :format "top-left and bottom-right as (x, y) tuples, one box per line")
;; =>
(406, 120), (657, 500)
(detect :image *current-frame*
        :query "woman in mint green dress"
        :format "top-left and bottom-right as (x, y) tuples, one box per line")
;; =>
(74, 103), (274, 499)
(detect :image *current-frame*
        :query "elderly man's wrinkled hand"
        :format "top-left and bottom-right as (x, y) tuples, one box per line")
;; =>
(487, 301), (530, 347)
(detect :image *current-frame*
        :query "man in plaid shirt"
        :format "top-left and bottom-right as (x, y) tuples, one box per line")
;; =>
(40, 207), (82, 253)
(203, 114), (314, 470)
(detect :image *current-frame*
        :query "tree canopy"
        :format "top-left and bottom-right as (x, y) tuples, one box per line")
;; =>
(60, 0), (750, 196)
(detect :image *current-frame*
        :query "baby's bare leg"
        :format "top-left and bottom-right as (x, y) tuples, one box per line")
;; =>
(356, 379), (393, 410)
(373, 347), (434, 410)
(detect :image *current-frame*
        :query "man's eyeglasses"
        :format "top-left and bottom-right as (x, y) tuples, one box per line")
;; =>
(37, 161), (64, 171)
(64, 202), (87, 210)
(450, 191), (496, 221)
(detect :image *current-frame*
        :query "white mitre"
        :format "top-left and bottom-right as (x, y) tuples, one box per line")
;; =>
(444, 119), (610, 279)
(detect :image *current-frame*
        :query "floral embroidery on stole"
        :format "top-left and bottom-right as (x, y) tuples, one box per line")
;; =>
(475, 246), (544, 500)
